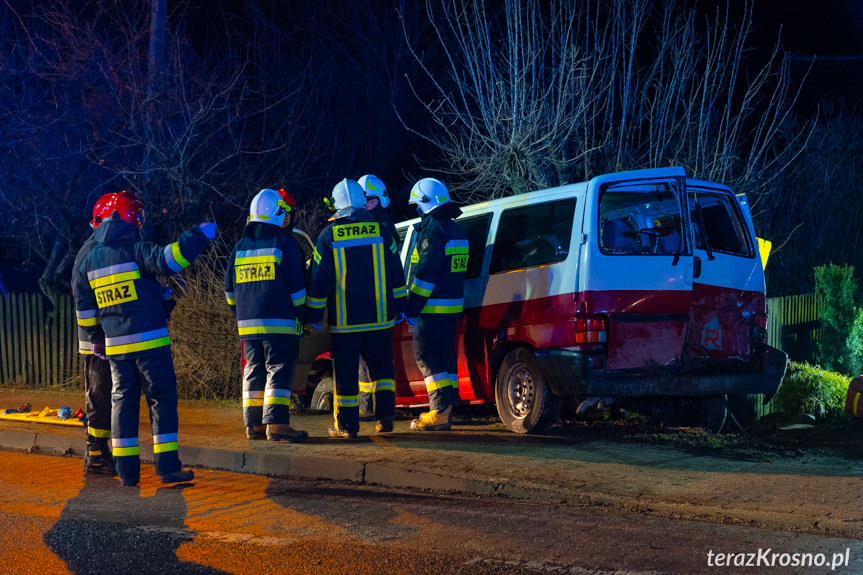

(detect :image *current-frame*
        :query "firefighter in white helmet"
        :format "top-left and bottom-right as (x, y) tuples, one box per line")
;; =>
(405, 178), (468, 431)
(355, 174), (404, 429)
(307, 179), (408, 439)
(225, 188), (309, 442)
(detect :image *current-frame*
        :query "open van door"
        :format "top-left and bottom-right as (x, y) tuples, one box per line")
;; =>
(686, 182), (764, 360)
(581, 167), (693, 370)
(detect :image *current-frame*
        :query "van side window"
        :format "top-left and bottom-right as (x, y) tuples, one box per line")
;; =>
(490, 199), (576, 274)
(457, 214), (492, 279)
(599, 184), (683, 256)
(689, 191), (751, 257)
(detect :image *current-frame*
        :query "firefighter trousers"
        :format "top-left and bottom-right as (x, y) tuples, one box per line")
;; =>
(84, 354), (112, 466)
(331, 329), (395, 434)
(109, 346), (182, 484)
(412, 314), (460, 412)
(242, 336), (299, 427)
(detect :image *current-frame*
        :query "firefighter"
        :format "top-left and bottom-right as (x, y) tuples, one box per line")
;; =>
(225, 189), (308, 442)
(277, 188), (314, 275)
(307, 179), (407, 439)
(73, 191), (215, 487)
(405, 178), (468, 431)
(356, 174), (404, 426)
(72, 193), (117, 475)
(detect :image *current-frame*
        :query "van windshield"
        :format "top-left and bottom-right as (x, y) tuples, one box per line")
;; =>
(599, 183), (683, 256)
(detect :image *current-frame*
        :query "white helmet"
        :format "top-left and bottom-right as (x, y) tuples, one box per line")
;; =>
(409, 177), (450, 214)
(249, 188), (288, 227)
(331, 179), (366, 212)
(358, 174), (390, 208)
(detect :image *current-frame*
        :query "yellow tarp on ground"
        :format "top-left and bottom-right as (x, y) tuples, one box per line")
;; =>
(0, 406), (84, 427)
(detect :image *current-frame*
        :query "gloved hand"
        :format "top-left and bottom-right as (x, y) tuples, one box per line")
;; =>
(405, 316), (417, 327)
(310, 322), (322, 331)
(92, 342), (107, 360)
(199, 222), (218, 240)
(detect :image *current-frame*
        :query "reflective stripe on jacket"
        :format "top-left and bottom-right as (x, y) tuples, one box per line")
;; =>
(307, 209), (406, 332)
(406, 202), (467, 317)
(72, 216), (210, 358)
(224, 223), (307, 340)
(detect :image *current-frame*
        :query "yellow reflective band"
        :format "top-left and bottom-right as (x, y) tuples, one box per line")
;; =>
(170, 242), (191, 269)
(264, 396), (291, 406)
(113, 446), (140, 457)
(373, 242), (385, 323)
(374, 379), (395, 392)
(238, 325), (298, 336)
(106, 336), (170, 355)
(243, 398), (265, 407)
(308, 296), (327, 309)
(313, 247), (322, 265)
(226, 296), (236, 305)
(235, 254), (281, 266)
(335, 247), (347, 327)
(334, 394), (359, 407)
(329, 320), (395, 333)
(89, 270), (141, 289)
(426, 375), (452, 392)
(359, 381), (373, 394)
(153, 441), (178, 454)
(88, 450), (103, 456)
(88, 426), (111, 439)
(421, 304), (463, 314)
(77, 316), (101, 327)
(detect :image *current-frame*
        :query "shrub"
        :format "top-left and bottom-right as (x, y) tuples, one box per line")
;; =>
(167, 238), (241, 401)
(769, 361), (849, 421)
(845, 308), (863, 378)
(814, 263), (858, 373)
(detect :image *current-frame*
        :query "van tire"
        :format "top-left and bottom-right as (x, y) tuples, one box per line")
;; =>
(310, 377), (334, 412)
(495, 348), (561, 434)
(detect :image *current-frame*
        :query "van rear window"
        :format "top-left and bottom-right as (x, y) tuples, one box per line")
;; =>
(689, 191), (752, 257)
(599, 184), (683, 256)
(490, 199), (576, 274)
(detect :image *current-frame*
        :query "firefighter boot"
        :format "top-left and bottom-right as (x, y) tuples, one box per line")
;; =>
(83, 437), (115, 476)
(160, 468), (195, 484)
(246, 425), (267, 440)
(266, 424), (309, 443)
(328, 427), (358, 440)
(375, 419), (394, 433)
(410, 405), (453, 431)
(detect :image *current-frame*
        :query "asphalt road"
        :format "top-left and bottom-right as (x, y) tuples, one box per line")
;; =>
(1, 451), (861, 575)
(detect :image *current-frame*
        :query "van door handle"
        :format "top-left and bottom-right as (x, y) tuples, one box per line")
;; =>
(693, 256), (702, 278)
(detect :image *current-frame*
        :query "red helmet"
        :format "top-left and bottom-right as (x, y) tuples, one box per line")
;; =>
(91, 193), (116, 229)
(276, 189), (296, 212)
(110, 191), (144, 230)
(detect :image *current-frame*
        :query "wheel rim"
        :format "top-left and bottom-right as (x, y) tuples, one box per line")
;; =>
(505, 363), (535, 418)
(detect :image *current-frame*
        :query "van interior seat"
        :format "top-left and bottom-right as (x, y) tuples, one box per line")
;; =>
(601, 218), (640, 254)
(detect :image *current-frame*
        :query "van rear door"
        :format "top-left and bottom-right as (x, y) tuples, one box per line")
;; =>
(686, 181), (764, 360)
(582, 167), (693, 370)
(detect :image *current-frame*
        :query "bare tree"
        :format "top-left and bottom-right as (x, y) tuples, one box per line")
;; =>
(399, 0), (811, 204)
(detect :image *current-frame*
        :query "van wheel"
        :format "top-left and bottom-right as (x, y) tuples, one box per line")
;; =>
(495, 348), (561, 434)
(310, 377), (333, 412)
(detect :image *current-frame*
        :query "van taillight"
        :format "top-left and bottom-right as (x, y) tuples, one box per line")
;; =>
(574, 317), (608, 345)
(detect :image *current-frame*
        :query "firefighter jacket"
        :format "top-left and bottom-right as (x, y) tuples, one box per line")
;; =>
(72, 233), (105, 355)
(224, 222), (307, 340)
(406, 202), (468, 318)
(72, 216), (211, 359)
(307, 208), (407, 333)
(369, 203), (398, 247)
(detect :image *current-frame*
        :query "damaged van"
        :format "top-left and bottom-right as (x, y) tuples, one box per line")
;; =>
(386, 166), (786, 433)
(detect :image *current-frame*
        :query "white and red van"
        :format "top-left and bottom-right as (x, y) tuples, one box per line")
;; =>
(303, 167), (787, 433)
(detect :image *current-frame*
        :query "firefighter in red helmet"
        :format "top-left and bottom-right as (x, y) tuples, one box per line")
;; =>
(73, 190), (217, 486)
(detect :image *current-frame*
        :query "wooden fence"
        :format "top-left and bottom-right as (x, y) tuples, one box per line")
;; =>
(0, 293), (80, 386)
(766, 293), (821, 365)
